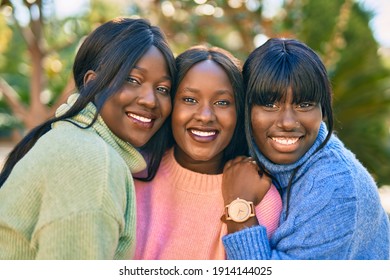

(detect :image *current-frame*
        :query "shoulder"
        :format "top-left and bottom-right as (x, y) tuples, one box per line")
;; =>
(38, 124), (132, 213)
(2, 122), (133, 227)
(302, 134), (374, 187)
(40, 122), (107, 158)
(35, 122), (127, 172)
(294, 135), (378, 212)
(22, 122), (132, 198)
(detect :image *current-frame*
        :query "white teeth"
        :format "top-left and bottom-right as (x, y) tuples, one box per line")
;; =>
(128, 113), (152, 123)
(191, 129), (216, 137)
(272, 137), (299, 145)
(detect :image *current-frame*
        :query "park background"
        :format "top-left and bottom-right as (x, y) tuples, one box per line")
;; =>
(0, 0), (389, 213)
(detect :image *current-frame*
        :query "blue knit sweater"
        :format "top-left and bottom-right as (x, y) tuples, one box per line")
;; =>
(222, 122), (390, 259)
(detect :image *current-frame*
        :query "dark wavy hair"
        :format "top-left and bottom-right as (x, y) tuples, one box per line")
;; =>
(170, 45), (248, 168)
(243, 38), (333, 213)
(0, 17), (176, 186)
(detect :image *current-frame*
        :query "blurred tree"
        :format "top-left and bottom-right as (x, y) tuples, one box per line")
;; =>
(299, 0), (390, 185)
(0, 0), (122, 139)
(0, 0), (389, 185)
(0, 0), (76, 138)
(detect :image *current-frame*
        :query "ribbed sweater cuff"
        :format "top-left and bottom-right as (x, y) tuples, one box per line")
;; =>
(222, 225), (271, 260)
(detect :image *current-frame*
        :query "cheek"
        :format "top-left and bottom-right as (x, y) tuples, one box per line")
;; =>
(224, 111), (237, 138)
(171, 104), (186, 127)
(251, 129), (264, 148)
(171, 107), (188, 141)
(302, 109), (323, 132)
(250, 112), (268, 144)
(100, 100), (117, 126)
(160, 98), (172, 120)
(251, 112), (267, 131)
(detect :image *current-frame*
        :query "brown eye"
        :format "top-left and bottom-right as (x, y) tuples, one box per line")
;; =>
(157, 86), (170, 96)
(262, 103), (278, 111)
(297, 102), (316, 111)
(215, 100), (230, 106)
(183, 97), (197, 104)
(125, 76), (140, 85)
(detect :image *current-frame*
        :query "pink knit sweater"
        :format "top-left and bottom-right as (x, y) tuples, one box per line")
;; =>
(134, 148), (282, 260)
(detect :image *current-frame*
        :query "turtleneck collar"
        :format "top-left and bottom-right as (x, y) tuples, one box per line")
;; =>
(54, 93), (147, 173)
(252, 122), (329, 189)
(159, 148), (222, 194)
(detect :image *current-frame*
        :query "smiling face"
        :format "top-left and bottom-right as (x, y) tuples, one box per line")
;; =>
(99, 46), (172, 147)
(251, 88), (322, 165)
(172, 60), (237, 174)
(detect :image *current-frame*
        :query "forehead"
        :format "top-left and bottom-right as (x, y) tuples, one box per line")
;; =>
(178, 60), (233, 91)
(134, 46), (169, 72)
(185, 60), (226, 78)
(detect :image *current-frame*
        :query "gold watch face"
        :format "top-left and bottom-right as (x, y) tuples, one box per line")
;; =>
(227, 198), (253, 222)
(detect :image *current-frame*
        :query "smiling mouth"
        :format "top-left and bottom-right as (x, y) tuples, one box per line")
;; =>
(190, 129), (217, 137)
(271, 137), (300, 145)
(128, 113), (152, 123)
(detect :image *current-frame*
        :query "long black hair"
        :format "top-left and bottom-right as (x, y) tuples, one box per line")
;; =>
(243, 38), (333, 214)
(172, 45), (248, 167)
(0, 17), (176, 187)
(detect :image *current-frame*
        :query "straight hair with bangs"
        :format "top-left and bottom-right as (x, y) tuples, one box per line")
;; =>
(243, 38), (334, 213)
(243, 38), (334, 172)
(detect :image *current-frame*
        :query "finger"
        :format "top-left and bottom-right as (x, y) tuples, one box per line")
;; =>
(239, 157), (259, 169)
(230, 155), (248, 165)
(224, 156), (247, 171)
(223, 159), (235, 171)
(245, 157), (258, 166)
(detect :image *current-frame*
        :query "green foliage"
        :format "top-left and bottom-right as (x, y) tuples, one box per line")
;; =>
(1, 23), (30, 103)
(332, 3), (390, 185)
(299, 0), (340, 49)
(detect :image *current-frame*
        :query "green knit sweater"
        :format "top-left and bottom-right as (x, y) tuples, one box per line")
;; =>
(0, 95), (146, 259)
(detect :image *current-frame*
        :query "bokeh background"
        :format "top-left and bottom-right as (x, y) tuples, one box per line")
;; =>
(0, 0), (389, 209)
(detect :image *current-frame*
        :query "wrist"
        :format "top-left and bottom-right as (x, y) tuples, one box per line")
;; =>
(223, 197), (258, 233)
(226, 216), (258, 233)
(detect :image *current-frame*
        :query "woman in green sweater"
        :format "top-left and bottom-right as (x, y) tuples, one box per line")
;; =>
(0, 17), (175, 259)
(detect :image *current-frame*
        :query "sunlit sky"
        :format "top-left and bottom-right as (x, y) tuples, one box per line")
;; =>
(358, 0), (390, 47)
(54, 0), (390, 47)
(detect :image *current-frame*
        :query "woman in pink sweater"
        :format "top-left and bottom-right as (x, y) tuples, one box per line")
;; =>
(134, 45), (282, 260)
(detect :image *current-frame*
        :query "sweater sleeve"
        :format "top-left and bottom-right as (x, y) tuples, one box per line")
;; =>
(254, 184), (282, 239)
(30, 129), (132, 260)
(33, 211), (120, 259)
(223, 173), (358, 260)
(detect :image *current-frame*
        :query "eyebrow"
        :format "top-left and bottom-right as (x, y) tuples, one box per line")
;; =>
(182, 87), (233, 95)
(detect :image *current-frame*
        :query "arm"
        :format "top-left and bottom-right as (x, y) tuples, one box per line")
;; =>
(255, 185), (282, 239)
(31, 135), (131, 260)
(222, 165), (357, 259)
(33, 211), (120, 259)
(221, 156), (273, 234)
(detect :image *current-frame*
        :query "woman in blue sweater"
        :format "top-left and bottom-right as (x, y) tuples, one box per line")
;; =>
(221, 38), (390, 259)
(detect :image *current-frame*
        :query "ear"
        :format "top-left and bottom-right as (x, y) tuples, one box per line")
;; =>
(83, 70), (97, 86)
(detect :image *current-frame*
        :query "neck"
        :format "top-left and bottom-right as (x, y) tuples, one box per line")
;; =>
(173, 146), (223, 174)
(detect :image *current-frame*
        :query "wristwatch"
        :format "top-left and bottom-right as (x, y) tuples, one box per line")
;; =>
(225, 198), (255, 223)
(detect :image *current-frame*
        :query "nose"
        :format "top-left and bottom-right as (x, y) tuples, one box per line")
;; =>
(276, 106), (299, 130)
(137, 86), (157, 109)
(194, 103), (216, 123)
